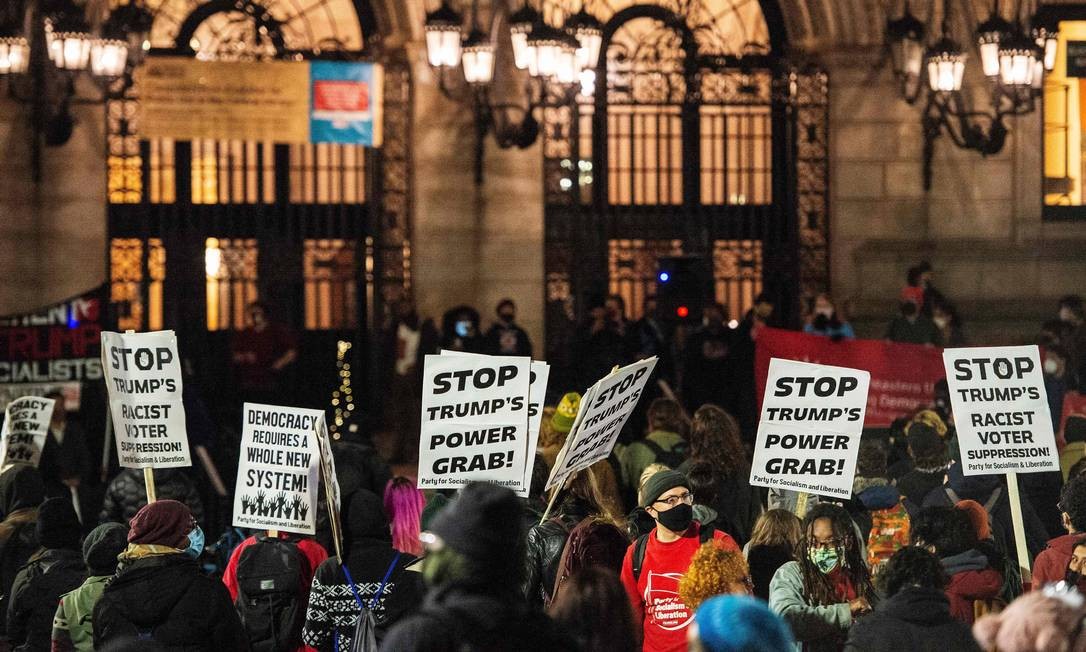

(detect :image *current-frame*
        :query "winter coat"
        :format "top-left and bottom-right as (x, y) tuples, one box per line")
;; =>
(99, 469), (205, 526)
(896, 468), (945, 514)
(1032, 533), (1086, 591)
(748, 543), (794, 601)
(7, 548), (86, 651)
(679, 459), (761, 545)
(522, 497), (592, 605)
(378, 583), (574, 652)
(0, 465), (43, 635)
(941, 549), (1003, 624)
(768, 561), (855, 652)
(844, 587), (980, 652)
(38, 424), (90, 499)
(221, 535), (328, 602)
(302, 492), (423, 652)
(52, 575), (110, 652)
(93, 554), (246, 651)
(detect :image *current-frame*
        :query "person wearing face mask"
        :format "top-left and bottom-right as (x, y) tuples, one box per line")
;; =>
(93, 499), (245, 649)
(769, 503), (876, 652)
(931, 301), (965, 347)
(620, 470), (739, 652)
(803, 294), (854, 342)
(483, 298), (533, 357)
(1031, 476), (1086, 592)
(682, 302), (735, 415)
(1059, 537), (1086, 591)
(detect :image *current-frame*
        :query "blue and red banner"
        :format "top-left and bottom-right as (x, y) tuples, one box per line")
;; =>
(310, 61), (383, 146)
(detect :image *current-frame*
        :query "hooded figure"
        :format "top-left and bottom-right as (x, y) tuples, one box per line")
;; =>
(53, 522), (129, 652)
(7, 497), (86, 651)
(0, 464), (44, 634)
(99, 468), (204, 526)
(923, 463), (1049, 569)
(302, 489), (421, 651)
(381, 482), (575, 651)
(92, 500), (245, 650)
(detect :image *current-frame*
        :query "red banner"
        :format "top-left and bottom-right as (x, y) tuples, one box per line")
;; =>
(755, 328), (946, 427)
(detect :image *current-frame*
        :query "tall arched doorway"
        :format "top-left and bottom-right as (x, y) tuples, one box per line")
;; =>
(106, 0), (411, 427)
(543, 0), (828, 335)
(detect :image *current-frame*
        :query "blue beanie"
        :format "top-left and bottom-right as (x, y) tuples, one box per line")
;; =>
(694, 595), (794, 652)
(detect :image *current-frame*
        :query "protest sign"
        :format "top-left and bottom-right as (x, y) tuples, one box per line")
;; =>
(943, 346), (1058, 476)
(232, 403), (322, 535)
(525, 361), (551, 489)
(755, 328), (943, 427)
(100, 330), (190, 469)
(418, 353), (531, 492)
(749, 358), (870, 500)
(546, 357), (658, 491)
(0, 396), (56, 468)
(315, 419), (344, 560)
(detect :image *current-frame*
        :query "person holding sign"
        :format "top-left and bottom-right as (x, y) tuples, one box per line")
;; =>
(38, 391), (89, 501)
(619, 470), (738, 652)
(769, 503), (876, 652)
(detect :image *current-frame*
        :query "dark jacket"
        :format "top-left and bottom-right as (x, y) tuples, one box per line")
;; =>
(748, 543), (794, 601)
(379, 583), (574, 652)
(38, 424), (90, 499)
(845, 587), (980, 652)
(7, 548), (86, 651)
(93, 554), (246, 651)
(897, 468), (945, 514)
(100, 469), (204, 526)
(0, 465), (43, 634)
(302, 490), (423, 651)
(523, 497), (592, 605)
(679, 460), (760, 546)
(483, 322), (533, 357)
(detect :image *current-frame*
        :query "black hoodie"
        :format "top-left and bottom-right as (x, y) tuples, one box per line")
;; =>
(92, 554), (245, 651)
(845, 586), (980, 652)
(0, 465), (44, 634)
(302, 490), (423, 652)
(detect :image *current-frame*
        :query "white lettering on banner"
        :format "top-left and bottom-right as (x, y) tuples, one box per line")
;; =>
(943, 346), (1058, 476)
(749, 358), (870, 499)
(232, 403), (322, 535)
(0, 396), (56, 468)
(100, 330), (191, 469)
(419, 353), (532, 492)
(546, 357), (658, 491)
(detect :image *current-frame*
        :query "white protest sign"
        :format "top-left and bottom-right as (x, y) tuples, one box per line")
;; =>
(233, 403), (322, 534)
(100, 330), (191, 469)
(943, 345), (1058, 476)
(525, 361), (551, 489)
(0, 396), (56, 468)
(749, 358), (870, 500)
(419, 353), (531, 492)
(314, 419), (344, 560)
(546, 357), (657, 490)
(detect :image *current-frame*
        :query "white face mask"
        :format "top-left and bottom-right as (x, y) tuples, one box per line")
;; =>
(933, 316), (949, 329)
(815, 307), (833, 319)
(1044, 358), (1061, 375)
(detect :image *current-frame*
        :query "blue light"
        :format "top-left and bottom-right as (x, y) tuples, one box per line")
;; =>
(658, 271), (670, 283)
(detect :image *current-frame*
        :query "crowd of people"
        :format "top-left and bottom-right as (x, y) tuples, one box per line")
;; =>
(0, 273), (1083, 650)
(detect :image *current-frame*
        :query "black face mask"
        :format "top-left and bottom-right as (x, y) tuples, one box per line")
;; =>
(499, 313), (515, 324)
(656, 503), (693, 533)
(1066, 568), (1082, 586)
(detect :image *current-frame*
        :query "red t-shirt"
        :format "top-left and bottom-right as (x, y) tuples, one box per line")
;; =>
(620, 523), (739, 652)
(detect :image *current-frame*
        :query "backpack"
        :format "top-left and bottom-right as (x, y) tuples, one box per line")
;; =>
(342, 553), (400, 652)
(631, 524), (715, 582)
(866, 499), (910, 574)
(639, 438), (689, 470)
(548, 517), (629, 606)
(943, 486), (1023, 601)
(235, 536), (311, 652)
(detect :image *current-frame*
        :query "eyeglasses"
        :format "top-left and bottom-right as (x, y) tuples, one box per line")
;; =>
(653, 492), (694, 508)
(809, 537), (840, 550)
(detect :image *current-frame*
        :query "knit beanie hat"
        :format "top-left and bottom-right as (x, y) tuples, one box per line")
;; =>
(128, 499), (194, 549)
(694, 595), (795, 652)
(429, 482), (524, 566)
(36, 497), (81, 550)
(552, 393), (581, 434)
(955, 499), (992, 541)
(855, 440), (888, 478)
(639, 469), (688, 508)
(83, 522), (129, 575)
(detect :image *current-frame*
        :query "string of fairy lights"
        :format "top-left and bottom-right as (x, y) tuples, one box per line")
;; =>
(329, 340), (354, 439)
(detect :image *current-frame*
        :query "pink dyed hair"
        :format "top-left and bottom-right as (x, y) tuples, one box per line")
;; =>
(384, 477), (425, 557)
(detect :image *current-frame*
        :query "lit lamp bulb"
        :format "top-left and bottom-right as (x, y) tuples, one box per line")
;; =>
(508, 3), (538, 70)
(926, 37), (966, 93)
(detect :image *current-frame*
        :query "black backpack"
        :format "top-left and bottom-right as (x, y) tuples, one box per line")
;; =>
(639, 438), (689, 470)
(235, 536), (310, 652)
(631, 525), (715, 582)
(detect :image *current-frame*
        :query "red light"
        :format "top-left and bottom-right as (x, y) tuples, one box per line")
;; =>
(676, 306), (689, 318)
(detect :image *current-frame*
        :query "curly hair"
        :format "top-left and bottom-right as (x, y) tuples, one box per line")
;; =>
(798, 503), (875, 606)
(910, 506), (976, 557)
(688, 404), (747, 476)
(878, 546), (948, 597)
(1061, 475), (1086, 532)
(678, 542), (751, 610)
